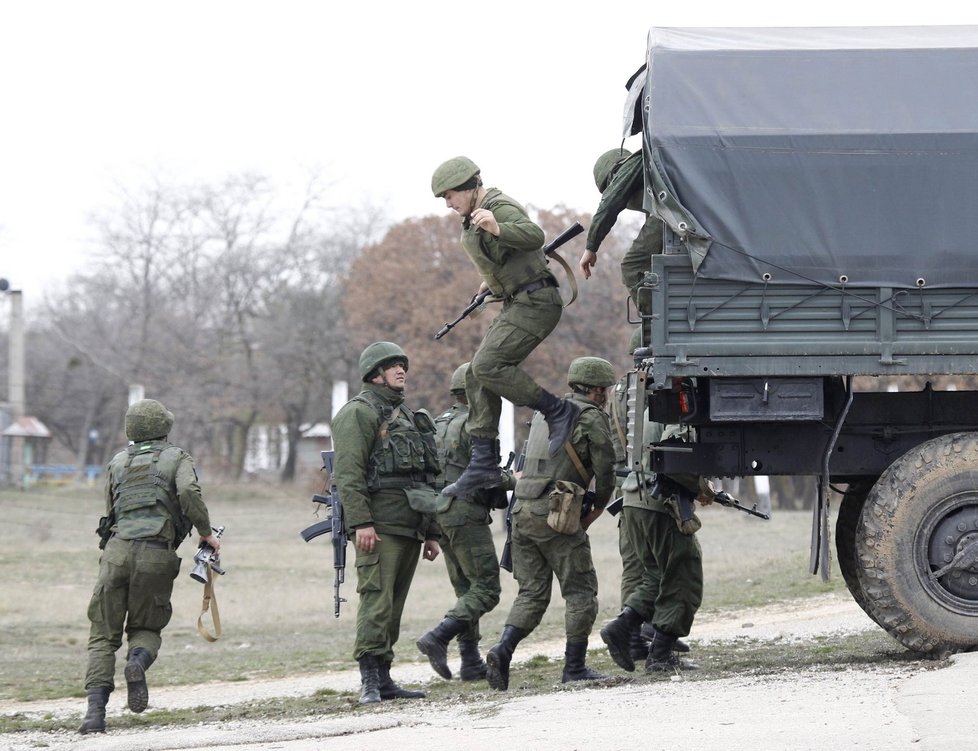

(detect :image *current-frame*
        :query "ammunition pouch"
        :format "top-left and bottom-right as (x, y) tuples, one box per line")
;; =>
(659, 483), (702, 535)
(404, 486), (451, 514)
(547, 480), (585, 535)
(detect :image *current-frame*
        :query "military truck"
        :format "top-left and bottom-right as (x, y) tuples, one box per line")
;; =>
(628, 26), (978, 655)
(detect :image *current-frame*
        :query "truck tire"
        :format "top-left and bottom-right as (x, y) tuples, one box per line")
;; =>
(836, 481), (875, 618)
(856, 432), (978, 655)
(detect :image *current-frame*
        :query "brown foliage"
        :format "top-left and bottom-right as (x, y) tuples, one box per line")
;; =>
(342, 204), (641, 422)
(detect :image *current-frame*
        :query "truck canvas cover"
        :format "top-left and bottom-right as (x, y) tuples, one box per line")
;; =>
(644, 26), (978, 289)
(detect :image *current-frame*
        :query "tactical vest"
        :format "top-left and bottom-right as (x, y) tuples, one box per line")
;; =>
(460, 189), (551, 298)
(515, 401), (599, 500)
(110, 440), (191, 542)
(354, 390), (440, 491)
(433, 403), (468, 490)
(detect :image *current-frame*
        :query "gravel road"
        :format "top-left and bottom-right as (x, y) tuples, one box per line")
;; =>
(4, 591), (974, 751)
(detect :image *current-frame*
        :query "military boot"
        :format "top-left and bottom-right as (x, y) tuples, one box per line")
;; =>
(416, 616), (467, 679)
(124, 647), (153, 713)
(641, 621), (690, 653)
(485, 625), (528, 691)
(78, 687), (110, 734)
(645, 627), (700, 673)
(531, 390), (581, 457)
(458, 639), (488, 681)
(441, 438), (504, 499)
(357, 654), (382, 704)
(561, 639), (607, 683)
(377, 661), (425, 700)
(599, 605), (643, 672)
(629, 624), (650, 662)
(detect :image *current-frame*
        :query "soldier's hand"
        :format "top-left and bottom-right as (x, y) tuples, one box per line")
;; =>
(469, 208), (500, 236)
(201, 533), (221, 552)
(581, 506), (604, 530)
(356, 526), (381, 553)
(423, 539), (440, 561)
(579, 250), (597, 279)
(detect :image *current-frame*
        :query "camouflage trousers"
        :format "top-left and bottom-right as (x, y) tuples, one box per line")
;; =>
(466, 285), (562, 439)
(438, 503), (502, 642)
(618, 513), (644, 608)
(619, 216), (663, 316)
(84, 535), (181, 690)
(353, 533), (421, 663)
(620, 505), (703, 637)
(505, 500), (599, 641)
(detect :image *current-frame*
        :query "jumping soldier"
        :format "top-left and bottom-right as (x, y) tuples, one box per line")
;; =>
(484, 357), (616, 690)
(331, 341), (442, 704)
(79, 399), (221, 734)
(432, 156), (579, 499)
(416, 363), (511, 681)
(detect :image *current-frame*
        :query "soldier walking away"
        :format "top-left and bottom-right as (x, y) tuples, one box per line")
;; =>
(578, 147), (665, 318)
(432, 156), (579, 499)
(416, 363), (512, 681)
(484, 358), (617, 690)
(332, 342), (442, 704)
(599, 400), (708, 674)
(79, 399), (221, 734)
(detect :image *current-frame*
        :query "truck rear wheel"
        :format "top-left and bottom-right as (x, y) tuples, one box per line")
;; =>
(836, 481), (875, 618)
(856, 432), (978, 655)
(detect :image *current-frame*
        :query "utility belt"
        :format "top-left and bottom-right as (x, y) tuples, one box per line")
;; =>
(371, 471), (434, 490)
(109, 534), (172, 550)
(510, 276), (557, 299)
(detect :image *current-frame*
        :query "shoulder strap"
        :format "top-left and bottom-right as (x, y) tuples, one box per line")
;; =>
(563, 441), (591, 487)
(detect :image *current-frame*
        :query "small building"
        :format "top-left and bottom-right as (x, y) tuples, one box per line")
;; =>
(1, 414), (52, 487)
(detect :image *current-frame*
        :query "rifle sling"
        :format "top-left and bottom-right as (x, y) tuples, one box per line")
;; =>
(563, 441), (591, 488)
(196, 566), (222, 643)
(548, 250), (579, 307)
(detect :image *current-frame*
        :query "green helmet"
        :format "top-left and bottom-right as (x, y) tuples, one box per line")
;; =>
(593, 148), (632, 193)
(432, 156), (480, 197)
(450, 362), (469, 392)
(567, 357), (616, 388)
(629, 327), (643, 354)
(359, 341), (409, 381)
(125, 399), (174, 442)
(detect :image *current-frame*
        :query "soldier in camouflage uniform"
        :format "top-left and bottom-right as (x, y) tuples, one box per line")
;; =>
(416, 363), (512, 681)
(79, 399), (220, 734)
(484, 357), (617, 690)
(604, 329), (691, 667)
(331, 341), (442, 704)
(578, 148), (664, 316)
(600, 371), (708, 673)
(432, 156), (580, 500)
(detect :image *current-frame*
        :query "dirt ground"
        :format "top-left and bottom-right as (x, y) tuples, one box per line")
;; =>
(4, 591), (975, 751)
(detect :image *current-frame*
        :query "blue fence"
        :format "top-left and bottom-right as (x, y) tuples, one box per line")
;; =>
(27, 464), (104, 482)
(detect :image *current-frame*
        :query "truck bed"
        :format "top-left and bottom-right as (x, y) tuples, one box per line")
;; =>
(644, 251), (978, 389)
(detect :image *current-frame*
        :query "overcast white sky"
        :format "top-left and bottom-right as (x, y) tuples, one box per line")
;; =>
(2, 1), (978, 308)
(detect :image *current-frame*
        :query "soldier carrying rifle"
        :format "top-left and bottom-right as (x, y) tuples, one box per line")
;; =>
(79, 399), (221, 734)
(330, 342), (442, 704)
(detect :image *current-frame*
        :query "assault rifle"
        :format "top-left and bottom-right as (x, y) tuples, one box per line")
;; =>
(301, 450), (348, 617)
(434, 222), (585, 340)
(499, 439), (528, 573)
(190, 526), (226, 583)
(653, 475), (771, 522)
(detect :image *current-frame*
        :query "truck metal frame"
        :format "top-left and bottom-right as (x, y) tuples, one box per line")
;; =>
(633, 26), (978, 655)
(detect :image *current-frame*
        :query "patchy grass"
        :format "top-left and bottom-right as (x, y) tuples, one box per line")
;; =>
(0, 482), (878, 734)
